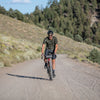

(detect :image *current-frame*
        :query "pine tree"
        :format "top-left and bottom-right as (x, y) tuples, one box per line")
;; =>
(0, 6), (7, 15)
(1, 0), (100, 45)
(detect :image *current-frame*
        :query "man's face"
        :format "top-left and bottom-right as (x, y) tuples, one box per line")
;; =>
(48, 33), (53, 40)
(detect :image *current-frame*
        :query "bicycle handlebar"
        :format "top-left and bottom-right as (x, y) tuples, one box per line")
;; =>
(45, 55), (52, 58)
(41, 54), (52, 59)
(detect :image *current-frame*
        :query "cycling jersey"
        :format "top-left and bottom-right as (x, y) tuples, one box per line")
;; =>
(43, 36), (58, 51)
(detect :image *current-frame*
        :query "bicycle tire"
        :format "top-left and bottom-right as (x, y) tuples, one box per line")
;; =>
(49, 59), (53, 80)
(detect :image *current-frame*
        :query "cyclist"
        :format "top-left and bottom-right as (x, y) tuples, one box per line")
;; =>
(41, 30), (58, 78)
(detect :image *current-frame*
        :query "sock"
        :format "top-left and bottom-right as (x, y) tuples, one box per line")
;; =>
(45, 63), (47, 67)
(53, 70), (55, 73)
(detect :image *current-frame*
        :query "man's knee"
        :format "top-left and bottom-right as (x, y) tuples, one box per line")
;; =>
(44, 58), (47, 63)
(52, 59), (55, 63)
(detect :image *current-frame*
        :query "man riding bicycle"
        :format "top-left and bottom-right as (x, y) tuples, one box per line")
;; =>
(41, 30), (58, 78)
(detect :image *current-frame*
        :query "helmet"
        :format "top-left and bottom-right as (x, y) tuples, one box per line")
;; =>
(47, 30), (53, 35)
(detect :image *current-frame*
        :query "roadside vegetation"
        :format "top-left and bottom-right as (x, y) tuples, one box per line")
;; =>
(0, 34), (41, 67)
(0, 0), (100, 46)
(88, 48), (100, 64)
(0, 14), (100, 67)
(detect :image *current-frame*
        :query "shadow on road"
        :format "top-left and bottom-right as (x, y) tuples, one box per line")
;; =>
(6, 73), (49, 81)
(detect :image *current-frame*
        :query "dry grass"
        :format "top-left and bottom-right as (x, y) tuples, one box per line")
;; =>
(0, 14), (100, 66)
(0, 34), (41, 67)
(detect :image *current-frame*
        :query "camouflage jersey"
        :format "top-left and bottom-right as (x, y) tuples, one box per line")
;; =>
(43, 36), (58, 51)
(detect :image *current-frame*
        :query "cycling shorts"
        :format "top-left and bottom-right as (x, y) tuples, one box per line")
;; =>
(45, 49), (56, 59)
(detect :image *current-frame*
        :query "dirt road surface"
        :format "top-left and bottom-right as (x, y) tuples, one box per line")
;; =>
(0, 54), (100, 100)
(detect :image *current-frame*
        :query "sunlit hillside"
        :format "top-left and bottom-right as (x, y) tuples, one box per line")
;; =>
(0, 14), (99, 67)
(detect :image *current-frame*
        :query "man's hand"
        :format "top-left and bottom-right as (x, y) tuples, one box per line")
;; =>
(41, 53), (44, 56)
(41, 53), (44, 59)
(41, 44), (45, 59)
(53, 52), (56, 55)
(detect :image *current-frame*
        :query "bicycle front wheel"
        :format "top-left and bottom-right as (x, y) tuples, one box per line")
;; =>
(49, 59), (53, 80)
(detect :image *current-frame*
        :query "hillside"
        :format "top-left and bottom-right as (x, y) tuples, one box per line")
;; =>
(0, 0), (100, 45)
(0, 14), (100, 67)
(32, 0), (100, 45)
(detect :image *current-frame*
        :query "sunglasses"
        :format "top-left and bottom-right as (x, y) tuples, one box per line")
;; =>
(48, 34), (53, 37)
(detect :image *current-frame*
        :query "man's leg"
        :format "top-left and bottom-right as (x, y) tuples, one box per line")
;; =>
(44, 49), (48, 68)
(52, 59), (55, 70)
(44, 58), (47, 69)
(52, 59), (56, 77)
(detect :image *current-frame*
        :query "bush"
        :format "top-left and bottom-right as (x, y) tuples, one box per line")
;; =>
(0, 62), (4, 67)
(36, 23), (44, 28)
(88, 48), (100, 64)
(92, 43), (100, 48)
(84, 38), (92, 44)
(48, 27), (56, 32)
(74, 34), (83, 42)
(37, 46), (41, 52)
(65, 32), (74, 39)
(1, 57), (11, 67)
(59, 32), (64, 35)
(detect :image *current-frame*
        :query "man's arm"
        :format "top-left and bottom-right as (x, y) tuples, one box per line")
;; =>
(42, 37), (46, 55)
(54, 37), (58, 54)
(41, 44), (45, 55)
(54, 44), (58, 54)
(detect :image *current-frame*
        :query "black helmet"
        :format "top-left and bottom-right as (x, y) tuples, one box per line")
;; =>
(47, 30), (53, 35)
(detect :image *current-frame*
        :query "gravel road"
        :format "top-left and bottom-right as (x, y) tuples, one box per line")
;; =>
(0, 54), (100, 100)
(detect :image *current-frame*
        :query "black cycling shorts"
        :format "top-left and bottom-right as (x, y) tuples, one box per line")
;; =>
(45, 49), (56, 59)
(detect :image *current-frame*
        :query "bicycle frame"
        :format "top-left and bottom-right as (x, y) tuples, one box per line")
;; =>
(45, 55), (53, 80)
(41, 54), (53, 80)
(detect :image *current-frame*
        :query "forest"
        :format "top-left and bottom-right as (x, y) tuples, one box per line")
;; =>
(0, 0), (100, 45)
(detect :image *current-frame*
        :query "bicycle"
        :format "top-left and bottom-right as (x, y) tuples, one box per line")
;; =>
(41, 54), (53, 81)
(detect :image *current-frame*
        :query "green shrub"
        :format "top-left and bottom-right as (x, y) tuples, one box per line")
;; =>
(48, 27), (56, 32)
(59, 32), (64, 35)
(37, 46), (41, 52)
(85, 38), (92, 44)
(88, 48), (100, 64)
(92, 43), (100, 48)
(74, 34), (83, 42)
(65, 32), (74, 39)
(36, 23), (44, 28)
(2, 58), (11, 67)
(0, 62), (4, 67)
